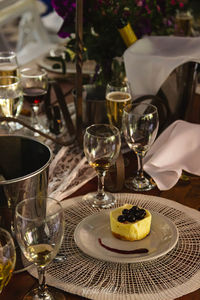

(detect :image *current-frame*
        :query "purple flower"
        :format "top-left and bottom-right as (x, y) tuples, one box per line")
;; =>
(51, 0), (76, 37)
(51, 0), (188, 61)
(51, 0), (75, 18)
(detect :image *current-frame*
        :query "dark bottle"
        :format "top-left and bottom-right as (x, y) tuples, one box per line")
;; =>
(117, 17), (137, 47)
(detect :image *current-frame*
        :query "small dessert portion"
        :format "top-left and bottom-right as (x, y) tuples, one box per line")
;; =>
(110, 204), (152, 241)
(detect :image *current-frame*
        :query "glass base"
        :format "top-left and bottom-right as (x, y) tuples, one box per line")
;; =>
(83, 192), (116, 208)
(9, 121), (23, 131)
(125, 175), (156, 191)
(0, 120), (23, 132)
(23, 287), (65, 300)
(53, 254), (67, 263)
(31, 122), (49, 136)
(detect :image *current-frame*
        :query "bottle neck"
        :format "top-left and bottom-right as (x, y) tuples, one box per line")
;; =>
(118, 22), (137, 48)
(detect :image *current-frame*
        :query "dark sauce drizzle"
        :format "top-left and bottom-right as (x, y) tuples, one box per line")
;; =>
(98, 238), (149, 254)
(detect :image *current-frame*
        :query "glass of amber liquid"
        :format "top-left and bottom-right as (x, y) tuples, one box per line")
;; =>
(106, 80), (132, 133)
(0, 228), (16, 294)
(0, 76), (24, 131)
(0, 51), (19, 77)
(83, 124), (121, 208)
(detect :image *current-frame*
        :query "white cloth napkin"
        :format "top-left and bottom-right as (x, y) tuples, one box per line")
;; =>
(17, 42), (55, 66)
(124, 36), (200, 97)
(143, 120), (200, 190)
(42, 11), (63, 33)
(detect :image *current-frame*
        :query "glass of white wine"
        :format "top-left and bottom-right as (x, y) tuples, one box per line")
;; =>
(0, 76), (24, 131)
(83, 124), (121, 208)
(0, 227), (16, 294)
(15, 197), (65, 300)
(122, 102), (159, 191)
(0, 51), (19, 77)
(106, 80), (132, 133)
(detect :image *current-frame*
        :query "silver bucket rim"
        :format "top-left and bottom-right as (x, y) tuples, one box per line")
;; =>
(0, 134), (53, 185)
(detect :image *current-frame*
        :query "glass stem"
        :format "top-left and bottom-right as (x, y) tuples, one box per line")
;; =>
(37, 267), (47, 296)
(32, 105), (39, 125)
(137, 153), (144, 179)
(97, 171), (106, 199)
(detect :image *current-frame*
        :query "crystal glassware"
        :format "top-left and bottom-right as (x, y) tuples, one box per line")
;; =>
(15, 197), (65, 300)
(0, 76), (24, 131)
(83, 124), (121, 208)
(0, 51), (19, 77)
(122, 102), (159, 191)
(105, 80), (132, 133)
(0, 227), (16, 294)
(20, 67), (49, 134)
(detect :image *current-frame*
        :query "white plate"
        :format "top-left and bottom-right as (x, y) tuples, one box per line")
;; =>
(38, 56), (96, 75)
(74, 210), (179, 263)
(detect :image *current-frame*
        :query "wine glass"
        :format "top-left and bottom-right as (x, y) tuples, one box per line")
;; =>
(0, 227), (16, 294)
(20, 67), (49, 134)
(122, 102), (159, 191)
(106, 80), (132, 133)
(15, 197), (65, 300)
(0, 76), (24, 131)
(0, 51), (19, 77)
(83, 124), (121, 208)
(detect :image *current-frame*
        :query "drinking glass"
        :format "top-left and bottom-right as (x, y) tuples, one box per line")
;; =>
(20, 67), (49, 134)
(15, 197), (65, 300)
(122, 102), (159, 191)
(175, 10), (193, 36)
(0, 76), (24, 131)
(0, 228), (16, 294)
(83, 124), (121, 208)
(0, 51), (19, 77)
(106, 80), (131, 132)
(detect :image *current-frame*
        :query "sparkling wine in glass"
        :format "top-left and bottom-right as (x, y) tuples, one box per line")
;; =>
(123, 102), (159, 191)
(0, 51), (19, 77)
(20, 67), (49, 134)
(0, 76), (24, 131)
(15, 197), (65, 300)
(83, 124), (121, 208)
(0, 228), (16, 294)
(106, 80), (131, 132)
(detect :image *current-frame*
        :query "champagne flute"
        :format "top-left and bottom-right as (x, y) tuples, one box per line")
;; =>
(15, 197), (65, 300)
(0, 228), (16, 294)
(83, 124), (121, 208)
(122, 102), (159, 191)
(106, 80), (131, 133)
(0, 51), (19, 77)
(20, 67), (49, 134)
(0, 76), (24, 131)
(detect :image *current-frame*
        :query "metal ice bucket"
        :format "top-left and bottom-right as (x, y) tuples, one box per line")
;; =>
(0, 135), (52, 233)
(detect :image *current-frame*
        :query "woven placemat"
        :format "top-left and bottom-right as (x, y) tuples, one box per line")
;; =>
(28, 193), (200, 300)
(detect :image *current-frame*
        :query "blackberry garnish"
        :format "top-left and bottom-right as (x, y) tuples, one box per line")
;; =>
(118, 215), (126, 223)
(130, 206), (139, 213)
(122, 209), (129, 215)
(126, 214), (136, 222)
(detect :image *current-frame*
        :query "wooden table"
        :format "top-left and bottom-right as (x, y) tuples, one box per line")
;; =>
(0, 149), (200, 300)
(1, 64), (200, 299)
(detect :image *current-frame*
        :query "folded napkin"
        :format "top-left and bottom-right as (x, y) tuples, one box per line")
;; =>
(143, 120), (200, 190)
(124, 36), (200, 97)
(42, 12), (63, 33)
(17, 42), (55, 65)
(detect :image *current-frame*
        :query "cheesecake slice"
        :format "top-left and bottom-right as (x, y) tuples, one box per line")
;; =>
(110, 204), (152, 241)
